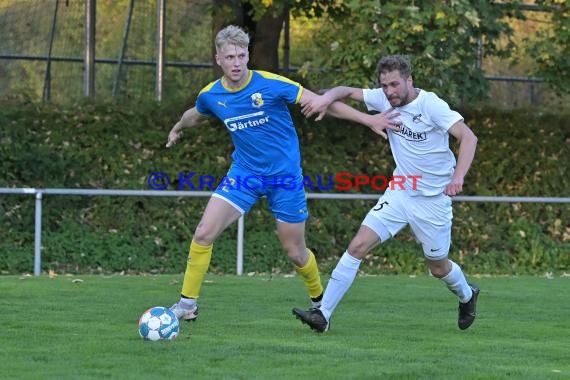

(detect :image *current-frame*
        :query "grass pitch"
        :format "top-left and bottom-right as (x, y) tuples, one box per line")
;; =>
(0, 274), (568, 380)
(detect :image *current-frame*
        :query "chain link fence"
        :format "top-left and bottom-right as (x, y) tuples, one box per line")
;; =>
(0, 0), (214, 103)
(0, 0), (559, 107)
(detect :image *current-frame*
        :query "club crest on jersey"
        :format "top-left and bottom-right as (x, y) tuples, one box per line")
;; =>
(251, 92), (264, 108)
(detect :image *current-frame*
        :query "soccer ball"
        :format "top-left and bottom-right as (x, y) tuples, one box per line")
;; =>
(138, 306), (180, 341)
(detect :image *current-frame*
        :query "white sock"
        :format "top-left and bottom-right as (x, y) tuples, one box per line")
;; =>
(320, 251), (362, 321)
(440, 260), (473, 303)
(179, 297), (197, 309)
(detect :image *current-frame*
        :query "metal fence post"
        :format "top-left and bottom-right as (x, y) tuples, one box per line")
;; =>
(156, 0), (166, 102)
(84, 0), (96, 98)
(34, 191), (43, 276)
(237, 215), (244, 276)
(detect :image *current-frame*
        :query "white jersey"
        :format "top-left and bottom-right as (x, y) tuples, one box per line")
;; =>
(363, 88), (463, 196)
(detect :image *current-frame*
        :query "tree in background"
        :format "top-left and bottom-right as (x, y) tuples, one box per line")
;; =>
(1, 0), (568, 105)
(524, 0), (570, 95)
(210, 0), (347, 73)
(296, 0), (527, 106)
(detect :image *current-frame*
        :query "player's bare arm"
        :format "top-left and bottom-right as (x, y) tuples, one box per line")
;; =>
(445, 121), (478, 196)
(326, 101), (400, 140)
(301, 86), (364, 120)
(297, 88), (326, 120)
(166, 107), (207, 148)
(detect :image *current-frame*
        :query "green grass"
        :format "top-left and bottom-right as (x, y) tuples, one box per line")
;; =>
(0, 274), (568, 380)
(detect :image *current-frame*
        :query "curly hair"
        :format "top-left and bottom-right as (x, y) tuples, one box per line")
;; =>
(376, 55), (412, 78)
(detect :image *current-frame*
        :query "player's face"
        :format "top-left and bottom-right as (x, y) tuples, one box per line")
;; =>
(216, 43), (249, 88)
(379, 70), (413, 107)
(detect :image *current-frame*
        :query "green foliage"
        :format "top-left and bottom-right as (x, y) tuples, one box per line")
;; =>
(0, 101), (568, 275)
(244, 0), (348, 19)
(300, 0), (522, 106)
(2, 0), (569, 104)
(523, 0), (570, 94)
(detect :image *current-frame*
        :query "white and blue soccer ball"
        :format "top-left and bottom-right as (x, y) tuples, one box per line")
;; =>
(138, 306), (180, 341)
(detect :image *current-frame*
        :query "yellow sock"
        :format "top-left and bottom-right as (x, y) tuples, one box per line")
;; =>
(295, 249), (323, 299)
(180, 240), (213, 299)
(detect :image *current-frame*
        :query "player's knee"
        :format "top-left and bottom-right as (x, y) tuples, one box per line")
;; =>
(430, 267), (446, 278)
(428, 260), (451, 278)
(193, 223), (215, 245)
(347, 239), (368, 259)
(284, 245), (307, 264)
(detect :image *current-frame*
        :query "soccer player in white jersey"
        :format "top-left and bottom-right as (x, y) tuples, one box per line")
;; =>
(292, 54), (479, 332)
(164, 26), (397, 326)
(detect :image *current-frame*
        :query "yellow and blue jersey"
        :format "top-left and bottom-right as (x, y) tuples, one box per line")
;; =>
(196, 70), (304, 177)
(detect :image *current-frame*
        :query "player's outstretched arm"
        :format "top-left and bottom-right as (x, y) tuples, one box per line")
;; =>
(328, 102), (399, 140)
(445, 121), (478, 196)
(166, 107), (207, 148)
(300, 86), (399, 139)
(300, 86), (364, 120)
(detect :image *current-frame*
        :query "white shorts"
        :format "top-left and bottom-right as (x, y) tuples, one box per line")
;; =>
(362, 189), (453, 260)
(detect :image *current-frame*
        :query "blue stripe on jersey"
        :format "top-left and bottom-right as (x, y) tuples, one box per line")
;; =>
(195, 70), (303, 176)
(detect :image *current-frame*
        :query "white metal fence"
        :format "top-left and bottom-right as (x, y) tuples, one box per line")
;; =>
(1, 187), (569, 276)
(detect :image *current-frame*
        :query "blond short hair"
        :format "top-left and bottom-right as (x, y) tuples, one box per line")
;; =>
(215, 25), (250, 53)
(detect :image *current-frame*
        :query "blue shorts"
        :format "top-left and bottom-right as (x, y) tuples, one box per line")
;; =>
(212, 165), (309, 223)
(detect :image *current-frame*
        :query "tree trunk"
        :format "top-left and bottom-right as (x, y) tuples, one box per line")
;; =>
(211, 1), (286, 75)
(249, 10), (287, 72)
(211, 0), (244, 78)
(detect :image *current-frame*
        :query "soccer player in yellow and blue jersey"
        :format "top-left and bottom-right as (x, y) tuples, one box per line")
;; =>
(166, 25), (336, 323)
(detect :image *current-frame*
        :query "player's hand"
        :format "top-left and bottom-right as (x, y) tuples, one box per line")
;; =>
(367, 109), (401, 139)
(166, 127), (182, 148)
(444, 177), (464, 196)
(301, 93), (333, 121)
